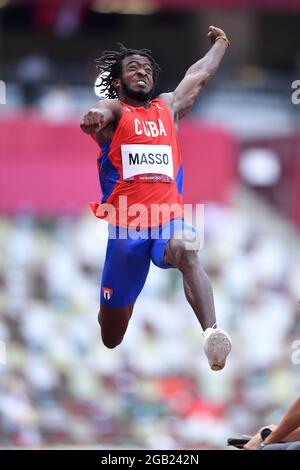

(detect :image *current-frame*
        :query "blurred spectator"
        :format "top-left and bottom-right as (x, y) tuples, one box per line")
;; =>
(16, 53), (53, 107)
(39, 83), (76, 122)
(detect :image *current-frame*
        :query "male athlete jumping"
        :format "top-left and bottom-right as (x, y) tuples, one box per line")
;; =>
(81, 26), (231, 370)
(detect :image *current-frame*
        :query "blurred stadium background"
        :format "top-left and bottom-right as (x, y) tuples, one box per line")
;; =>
(1, 0), (300, 450)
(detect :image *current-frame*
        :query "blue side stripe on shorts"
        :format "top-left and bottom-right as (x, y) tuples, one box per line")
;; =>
(98, 138), (120, 203)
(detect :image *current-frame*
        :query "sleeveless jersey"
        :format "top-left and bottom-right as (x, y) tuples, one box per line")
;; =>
(90, 98), (184, 228)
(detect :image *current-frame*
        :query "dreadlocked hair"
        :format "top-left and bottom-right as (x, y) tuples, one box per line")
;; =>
(95, 43), (161, 99)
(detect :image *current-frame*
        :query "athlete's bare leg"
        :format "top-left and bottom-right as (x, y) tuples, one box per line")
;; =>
(98, 304), (134, 349)
(165, 232), (231, 370)
(164, 232), (216, 331)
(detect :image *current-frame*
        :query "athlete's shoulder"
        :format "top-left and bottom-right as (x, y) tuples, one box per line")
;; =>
(151, 96), (169, 108)
(94, 98), (123, 118)
(153, 94), (177, 129)
(152, 95), (175, 120)
(97, 98), (121, 105)
(155, 93), (175, 109)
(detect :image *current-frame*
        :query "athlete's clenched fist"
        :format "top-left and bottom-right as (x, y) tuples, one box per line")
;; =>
(80, 108), (105, 134)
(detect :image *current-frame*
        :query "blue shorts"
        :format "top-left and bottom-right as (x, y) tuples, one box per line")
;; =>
(101, 218), (196, 307)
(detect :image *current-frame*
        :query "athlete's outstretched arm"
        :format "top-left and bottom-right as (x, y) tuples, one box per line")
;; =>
(160, 25), (229, 121)
(244, 396), (300, 450)
(263, 396), (300, 445)
(80, 99), (122, 145)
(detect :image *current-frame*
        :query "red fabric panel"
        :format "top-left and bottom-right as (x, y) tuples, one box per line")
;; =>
(0, 114), (100, 216)
(179, 119), (237, 205)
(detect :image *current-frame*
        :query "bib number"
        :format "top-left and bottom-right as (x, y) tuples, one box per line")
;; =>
(121, 144), (174, 183)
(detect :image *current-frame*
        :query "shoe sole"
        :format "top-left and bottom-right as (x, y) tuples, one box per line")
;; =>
(205, 330), (232, 371)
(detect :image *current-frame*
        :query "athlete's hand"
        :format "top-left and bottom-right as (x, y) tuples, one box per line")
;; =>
(207, 25), (227, 44)
(80, 109), (104, 134)
(244, 424), (277, 450)
(243, 432), (263, 450)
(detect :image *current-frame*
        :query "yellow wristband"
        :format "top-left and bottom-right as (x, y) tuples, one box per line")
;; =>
(215, 35), (230, 47)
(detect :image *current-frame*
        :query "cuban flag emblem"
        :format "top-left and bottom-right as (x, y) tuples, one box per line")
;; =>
(102, 287), (113, 301)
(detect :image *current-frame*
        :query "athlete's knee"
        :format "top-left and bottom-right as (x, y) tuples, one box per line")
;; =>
(97, 310), (121, 348)
(178, 245), (199, 272)
(166, 238), (199, 271)
(98, 306), (133, 349)
(102, 335), (123, 349)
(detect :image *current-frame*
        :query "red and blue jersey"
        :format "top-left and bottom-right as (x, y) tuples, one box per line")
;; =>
(90, 98), (184, 228)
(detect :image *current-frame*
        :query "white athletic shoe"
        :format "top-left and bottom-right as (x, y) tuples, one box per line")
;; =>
(203, 325), (231, 371)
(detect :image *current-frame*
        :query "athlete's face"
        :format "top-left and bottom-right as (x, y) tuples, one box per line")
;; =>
(118, 54), (154, 101)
